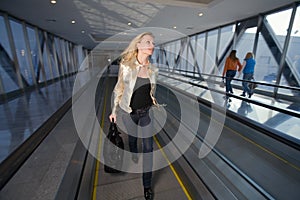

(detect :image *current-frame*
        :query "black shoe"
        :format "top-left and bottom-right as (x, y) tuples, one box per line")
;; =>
(132, 154), (138, 163)
(144, 188), (153, 200)
(248, 92), (253, 98)
(240, 93), (246, 97)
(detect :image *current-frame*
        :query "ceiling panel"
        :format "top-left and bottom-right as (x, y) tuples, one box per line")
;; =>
(0, 0), (296, 50)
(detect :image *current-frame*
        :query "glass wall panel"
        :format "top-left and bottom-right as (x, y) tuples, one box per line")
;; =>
(42, 40), (52, 81)
(195, 33), (205, 73)
(60, 39), (68, 74)
(162, 45), (169, 69)
(65, 41), (72, 73)
(73, 45), (79, 71)
(70, 43), (75, 72)
(205, 30), (218, 74)
(173, 40), (181, 71)
(186, 39), (194, 74)
(181, 39), (188, 72)
(0, 16), (13, 59)
(0, 15), (19, 93)
(10, 19), (34, 86)
(47, 34), (59, 78)
(54, 37), (64, 76)
(287, 5), (300, 79)
(165, 45), (171, 68)
(26, 26), (39, 81)
(266, 8), (292, 49)
(236, 27), (257, 60)
(36, 29), (46, 83)
(69, 43), (75, 73)
(218, 24), (235, 58)
(189, 36), (198, 75)
(151, 46), (159, 65)
(255, 33), (279, 91)
(76, 45), (85, 69)
(159, 46), (166, 67)
(164, 42), (176, 70)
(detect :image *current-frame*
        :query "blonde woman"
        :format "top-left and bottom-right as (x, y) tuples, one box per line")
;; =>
(109, 32), (158, 200)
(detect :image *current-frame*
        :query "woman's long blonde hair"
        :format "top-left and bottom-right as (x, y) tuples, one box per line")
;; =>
(120, 32), (154, 67)
(245, 52), (254, 59)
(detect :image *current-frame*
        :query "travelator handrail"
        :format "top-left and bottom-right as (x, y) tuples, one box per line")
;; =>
(161, 68), (300, 92)
(201, 72), (300, 92)
(159, 72), (300, 119)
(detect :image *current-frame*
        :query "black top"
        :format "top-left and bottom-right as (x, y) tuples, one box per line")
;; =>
(130, 77), (152, 110)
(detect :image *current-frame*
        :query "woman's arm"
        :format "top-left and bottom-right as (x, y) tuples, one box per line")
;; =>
(110, 64), (125, 122)
(237, 60), (243, 72)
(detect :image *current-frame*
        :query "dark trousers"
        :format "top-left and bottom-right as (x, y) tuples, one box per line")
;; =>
(225, 70), (236, 94)
(122, 107), (153, 188)
(242, 73), (254, 95)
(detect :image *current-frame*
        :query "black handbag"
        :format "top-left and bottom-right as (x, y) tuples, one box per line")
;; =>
(103, 122), (124, 173)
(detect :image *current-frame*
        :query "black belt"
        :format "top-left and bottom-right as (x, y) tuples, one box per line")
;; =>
(131, 105), (151, 114)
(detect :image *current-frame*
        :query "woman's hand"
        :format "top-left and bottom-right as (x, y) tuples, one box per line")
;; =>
(109, 114), (117, 123)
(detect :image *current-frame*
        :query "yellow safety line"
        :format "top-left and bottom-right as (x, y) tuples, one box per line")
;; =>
(154, 136), (193, 200)
(91, 81), (199, 199)
(92, 99), (193, 200)
(92, 82), (109, 200)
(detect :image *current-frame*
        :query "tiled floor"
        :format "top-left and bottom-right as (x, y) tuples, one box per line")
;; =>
(0, 77), (75, 162)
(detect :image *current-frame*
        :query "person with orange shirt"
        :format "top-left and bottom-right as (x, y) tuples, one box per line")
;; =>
(222, 50), (243, 101)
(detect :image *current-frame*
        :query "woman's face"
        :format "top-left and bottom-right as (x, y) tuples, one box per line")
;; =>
(137, 35), (155, 56)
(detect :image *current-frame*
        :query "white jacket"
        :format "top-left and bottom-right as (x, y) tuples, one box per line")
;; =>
(111, 60), (158, 115)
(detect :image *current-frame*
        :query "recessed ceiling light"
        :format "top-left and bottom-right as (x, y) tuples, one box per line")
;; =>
(81, 30), (85, 33)
(127, 22), (132, 26)
(173, 26), (177, 29)
(198, 12), (204, 17)
(50, 0), (57, 4)
(71, 20), (76, 24)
